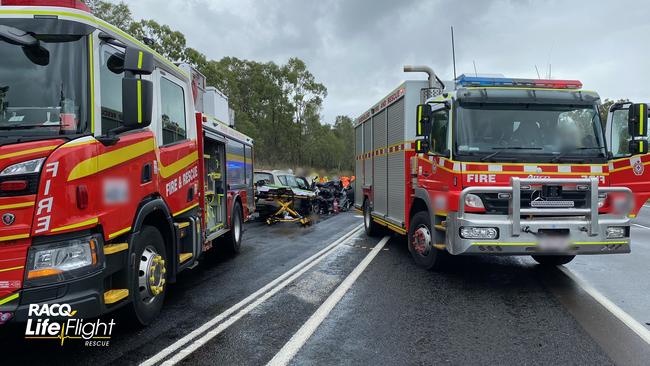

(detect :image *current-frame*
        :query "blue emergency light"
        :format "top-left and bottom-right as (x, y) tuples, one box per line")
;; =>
(456, 74), (582, 89)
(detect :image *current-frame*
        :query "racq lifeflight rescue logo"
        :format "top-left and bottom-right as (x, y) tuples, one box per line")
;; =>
(24, 304), (115, 347)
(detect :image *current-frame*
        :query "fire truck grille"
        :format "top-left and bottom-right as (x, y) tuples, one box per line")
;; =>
(477, 190), (589, 214)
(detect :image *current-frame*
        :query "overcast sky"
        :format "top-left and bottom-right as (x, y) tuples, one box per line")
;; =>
(126, 0), (650, 123)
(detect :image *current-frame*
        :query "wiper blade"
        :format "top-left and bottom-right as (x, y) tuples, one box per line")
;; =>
(551, 147), (604, 163)
(480, 146), (543, 162)
(0, 123), (61, 130)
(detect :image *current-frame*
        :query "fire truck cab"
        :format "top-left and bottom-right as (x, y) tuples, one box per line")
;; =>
(355, 66), (648, 270)
(0, 1), (254, 325)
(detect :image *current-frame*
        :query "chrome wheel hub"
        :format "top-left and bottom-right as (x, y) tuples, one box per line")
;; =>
(138, 246), (166, 303)
(413, 225), (432, 256)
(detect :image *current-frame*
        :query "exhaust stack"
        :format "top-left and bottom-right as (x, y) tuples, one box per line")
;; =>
(403, 65), (438, 89)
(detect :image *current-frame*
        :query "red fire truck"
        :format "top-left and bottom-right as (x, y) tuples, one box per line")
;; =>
(355, 65), (649, 270)
(0, 1), (254, 325)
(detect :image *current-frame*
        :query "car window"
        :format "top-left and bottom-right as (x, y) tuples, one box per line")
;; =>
(254, 172), (273, 184)
(160, 77), (187, 145)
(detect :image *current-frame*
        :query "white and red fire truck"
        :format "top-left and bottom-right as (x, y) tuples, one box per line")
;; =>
(355, 65), (649, 269)
(0, 0), (254, 325)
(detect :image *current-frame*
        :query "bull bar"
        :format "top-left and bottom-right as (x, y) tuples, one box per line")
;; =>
(446, 177), (633, 255)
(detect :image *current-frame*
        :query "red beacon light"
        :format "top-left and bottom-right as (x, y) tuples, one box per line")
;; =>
(531, 79), (583, 90)
(456, 74), (583, 90)
(0, 0), (91, 12)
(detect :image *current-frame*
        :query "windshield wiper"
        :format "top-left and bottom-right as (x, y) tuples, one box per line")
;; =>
(480, 147), (543, 162)
(0, 123), (61, 130)
(551, 147), (605, 163)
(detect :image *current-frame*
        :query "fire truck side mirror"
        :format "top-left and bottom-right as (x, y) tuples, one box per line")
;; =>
(629, 139), (649, 155)
(123, 47), (154, 75)
(122, 77), (153, 129)
(416, 104), (432, 137)
(628, 103), (648, 138)
(415, 138), (430, 153)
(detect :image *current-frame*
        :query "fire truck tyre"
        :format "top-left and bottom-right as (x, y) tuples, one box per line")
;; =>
(226, 202), (243, 254)
(363, 199), (382, 237)
(531, 255), (575, 266)
(408, 211), (445, 270)
(129, 225), (167, 326)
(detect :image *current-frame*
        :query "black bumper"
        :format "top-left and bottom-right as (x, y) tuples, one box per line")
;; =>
(9, 269), (107, 322)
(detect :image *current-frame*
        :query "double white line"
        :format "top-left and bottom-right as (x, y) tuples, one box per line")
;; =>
(141, 224), (364, 366)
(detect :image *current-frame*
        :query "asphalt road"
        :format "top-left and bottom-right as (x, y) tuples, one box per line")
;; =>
(2, 210), (650, 365)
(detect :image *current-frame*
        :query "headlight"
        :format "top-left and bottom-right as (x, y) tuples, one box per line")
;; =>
(460, 227), (499, 239)
(606, 226), (627, 239)
(0, 158), (45, 176)
(25, 235), (101, 286)
(464, 194), (484, 209)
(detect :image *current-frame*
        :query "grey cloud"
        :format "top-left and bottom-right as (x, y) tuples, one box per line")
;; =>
(124, 0), (650, 122)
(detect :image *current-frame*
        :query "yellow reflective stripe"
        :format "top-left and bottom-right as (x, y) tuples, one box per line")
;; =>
(0, 265), (23, 273)
(173, 203), (199, 217)
(0, 293), (19, 305)
(89, 35), (95, 133)
(0, 145), (58, 160)
(51, 217), (99, 233)
(640, 104), (645, 135)
(104, 242), (128, 255)
(0, 233), (29, 242)
(641, 140), (644, 153)
(137, 79), (142, 124)
(572, 241), (629, 245)
(108, 226), (131, 239)
(67, 139), (155, 181)
(226, 153), (246, 163)
(0, 201), (34, 210)
(417, 106), (422, 135)
(137, 51), (143, 69)
(159, 150), (199, 179)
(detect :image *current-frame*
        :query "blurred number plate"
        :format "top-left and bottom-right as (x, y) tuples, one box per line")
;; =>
(539, 236), (570, 251)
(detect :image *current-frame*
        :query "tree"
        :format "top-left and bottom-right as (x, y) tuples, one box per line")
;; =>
(599, 98), (629, 128)
(85, 0), (133, 31)
(84, 1), (350, 173)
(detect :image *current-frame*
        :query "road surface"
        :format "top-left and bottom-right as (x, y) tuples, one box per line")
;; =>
(2, 210), (650, 365)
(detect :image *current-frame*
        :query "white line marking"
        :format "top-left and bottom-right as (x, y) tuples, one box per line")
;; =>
(559, 266), (650, 345)
(140, 224), (364, 366)
(267, 235), (391, 366)
(632, 223), (650, 230)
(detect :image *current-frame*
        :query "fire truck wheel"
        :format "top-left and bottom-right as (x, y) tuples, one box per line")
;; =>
(129, 225), (167, 326)
(408, 211), (445, 270)
(363, 199), (382, 237)
(531, 255), (575, 266)
(225, 202), (243, 254)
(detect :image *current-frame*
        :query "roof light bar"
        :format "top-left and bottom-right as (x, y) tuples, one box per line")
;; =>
(0, 0), (91, 12)
(456, 74), (582, 90)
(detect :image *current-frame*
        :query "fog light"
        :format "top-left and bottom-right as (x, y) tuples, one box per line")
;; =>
(460, 227), (498, 239)
(464, 194), (484, 209)
(606, 226), (627, 239)
(0, 312), (13, 325)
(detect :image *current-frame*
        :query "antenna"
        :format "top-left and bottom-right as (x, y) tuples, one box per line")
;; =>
(548, 63), (552, 79)
(472, 60), (478, 77)
(451, 26), (457, 80)
(534, 65), (540, 79)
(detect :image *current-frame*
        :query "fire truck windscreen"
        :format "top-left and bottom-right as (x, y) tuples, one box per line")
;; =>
(454, 104), (607, 163)
(0, 18), (93, 141)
